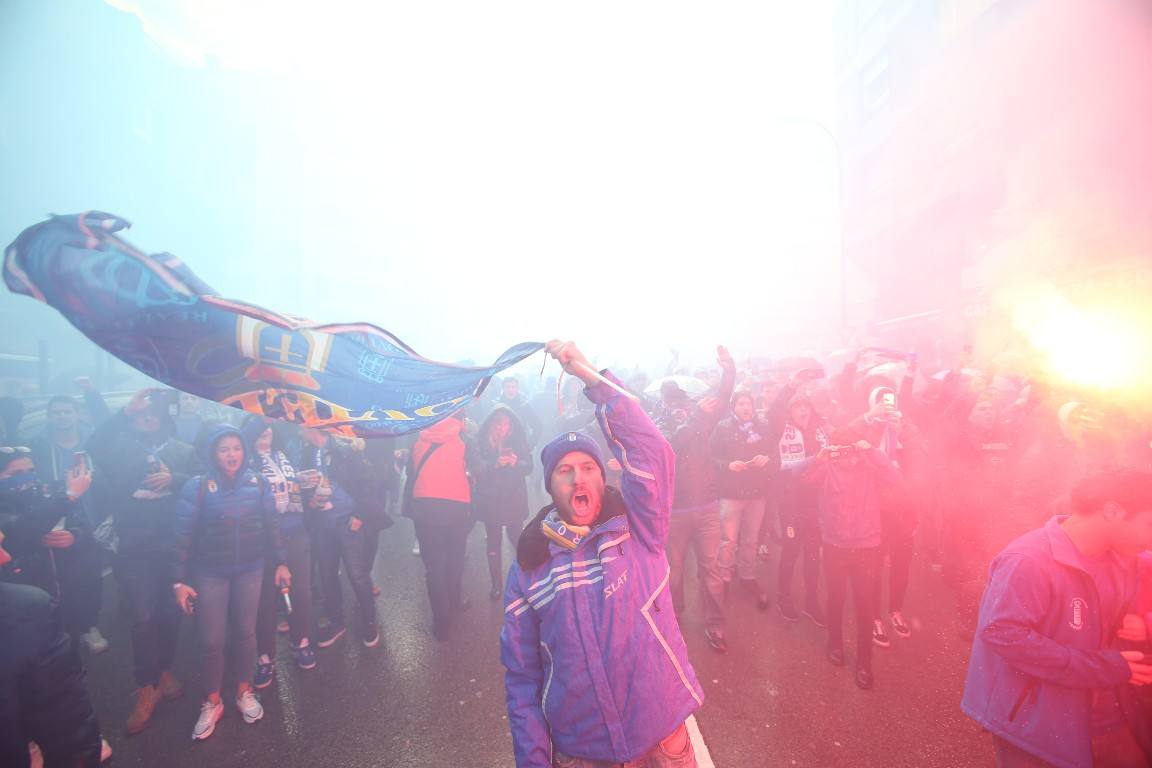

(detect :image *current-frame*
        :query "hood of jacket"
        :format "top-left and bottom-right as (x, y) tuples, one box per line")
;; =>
(197, 422), (244, 471)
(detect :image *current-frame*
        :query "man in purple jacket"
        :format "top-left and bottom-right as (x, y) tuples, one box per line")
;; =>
(962, 469), (1152, 768)
(501, 340), (703, 768)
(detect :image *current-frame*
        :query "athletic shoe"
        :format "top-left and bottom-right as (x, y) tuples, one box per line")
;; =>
(191, 700), (223, 741)
(363, 631), (381, 648)
(777, 598), (800, 623)
(292, 640), (317, 670)
(276, 619), (290, 634)
(317, 624), (347, 649)
(889, 611), (912, 639)
(81, 627), (109, 654)
(411, 541), (421, 556)
(704, 628), (728, 654)
(236, 690), (264, 724)
(756, 592), (772, 612)
(855, 665), (875, 690)
(872, 619), (891, 648)
(100, 737), (112, 763)
(802, 602), (827, 629)
(253, 656), (275, 689)
(826, 646), (845, 667)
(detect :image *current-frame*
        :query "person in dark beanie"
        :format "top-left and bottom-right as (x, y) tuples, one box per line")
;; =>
(471, 406), (533, 600)
(501, 340), (702, 768)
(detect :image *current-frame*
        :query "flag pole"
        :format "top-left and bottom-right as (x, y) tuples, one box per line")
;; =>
(572, 360), (640, 402)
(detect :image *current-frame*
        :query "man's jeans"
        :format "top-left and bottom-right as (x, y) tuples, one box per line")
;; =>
(115, 548), (182, 688)
(717, 497), (766, 583)
(315, 522), (378, 639)
(553, 721), (697, 767)
(666, 506), (725, 633)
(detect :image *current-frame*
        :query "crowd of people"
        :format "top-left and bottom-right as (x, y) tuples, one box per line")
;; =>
(1, 339), (1151, 767)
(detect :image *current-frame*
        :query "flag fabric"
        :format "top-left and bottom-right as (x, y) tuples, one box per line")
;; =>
(4, 211), (544, 437)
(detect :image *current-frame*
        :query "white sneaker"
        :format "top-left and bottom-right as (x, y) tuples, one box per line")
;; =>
(82, 627), (109, 654)
(236, 690), (264, 724)
(411, 541), (421, 556)
(192, 700), (223, 741)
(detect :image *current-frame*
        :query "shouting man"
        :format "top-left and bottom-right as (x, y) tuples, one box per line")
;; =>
(501, 340), (703, 768)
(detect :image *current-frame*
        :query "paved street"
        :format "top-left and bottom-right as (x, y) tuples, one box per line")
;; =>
(86, 522), (987, 768)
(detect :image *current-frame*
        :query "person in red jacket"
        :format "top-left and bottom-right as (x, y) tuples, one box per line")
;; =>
(408, 413), (473, 641)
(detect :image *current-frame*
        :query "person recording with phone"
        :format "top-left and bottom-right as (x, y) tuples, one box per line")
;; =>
(0, 445), (92, 598)
(172, 423), (289, 741)
(30, 392), (110, 656)
(87, 388), (198, 735)
(299, 427), (381, 649)
(802, 427), (901, 690)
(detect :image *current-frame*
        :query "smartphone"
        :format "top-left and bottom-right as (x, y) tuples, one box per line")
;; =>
(281, 587), (293, 615)
(72, 451), (89, 472)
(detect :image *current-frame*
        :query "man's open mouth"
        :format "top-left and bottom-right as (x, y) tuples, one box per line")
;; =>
(572, 492), (590, 511)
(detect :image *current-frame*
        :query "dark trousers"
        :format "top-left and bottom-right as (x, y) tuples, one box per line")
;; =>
(256, 530), (313, 654)
(823, 544), (882, 668)
(56, 538), (105, 641)
(484, 521), (520, 592)
(414, 516), (470, 637)
(777, 493), (821, 606)
(884, 530), (915, 612)
(314, 522), (377, 638)
(115, 548), (182, 688)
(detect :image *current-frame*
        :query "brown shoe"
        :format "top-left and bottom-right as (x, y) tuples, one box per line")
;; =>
(125, 686), (158, 735)
(158, 671), (184, 701)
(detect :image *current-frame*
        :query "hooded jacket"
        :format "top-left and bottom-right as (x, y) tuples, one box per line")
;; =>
(962, 518), (1150, 768)
(172, 424), (283, 583)
(803, 446), (900, 549)
(472, 406), (533, 527)
(500, 372), (702, 767)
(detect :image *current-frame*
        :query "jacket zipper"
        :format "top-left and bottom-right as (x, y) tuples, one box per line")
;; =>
(1007, 679), (1037, 722)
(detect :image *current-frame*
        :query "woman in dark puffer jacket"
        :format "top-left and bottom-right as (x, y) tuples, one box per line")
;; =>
(172, 424), (288, 741)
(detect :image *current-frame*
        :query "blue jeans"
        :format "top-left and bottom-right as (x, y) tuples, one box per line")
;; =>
(717, 497), (765, 582)
(553, 721), (697, 767)
(194, 567), (263, 696)
(666, 506), (725, 633)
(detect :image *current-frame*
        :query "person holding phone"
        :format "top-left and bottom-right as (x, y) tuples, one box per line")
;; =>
(87, 388), (198, 735)
(30, 392), (110, 656)
(172, 423), (288, 741)
(472, 406), (533, 600)
(299, 428), (380, 649)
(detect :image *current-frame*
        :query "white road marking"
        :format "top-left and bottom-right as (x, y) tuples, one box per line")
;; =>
(687, 714), (715, 767)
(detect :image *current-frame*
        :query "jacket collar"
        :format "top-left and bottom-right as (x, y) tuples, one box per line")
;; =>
(517, 485), (628, 571)
(1044, 515), (1121, 573)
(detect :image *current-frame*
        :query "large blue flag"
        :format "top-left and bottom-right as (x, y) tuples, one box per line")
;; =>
(4, 211), (543, 437)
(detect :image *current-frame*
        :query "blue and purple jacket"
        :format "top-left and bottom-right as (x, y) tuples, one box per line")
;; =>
(500, 371), (703, 767)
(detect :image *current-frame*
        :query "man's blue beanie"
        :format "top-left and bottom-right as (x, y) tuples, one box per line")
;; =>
(540, 431), (606, 494)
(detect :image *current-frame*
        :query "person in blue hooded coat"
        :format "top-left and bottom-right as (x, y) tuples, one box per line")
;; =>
(171, 423), (288, 742)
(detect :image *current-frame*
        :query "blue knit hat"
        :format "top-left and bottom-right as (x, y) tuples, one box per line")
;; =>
(540, 431), (606, 494)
